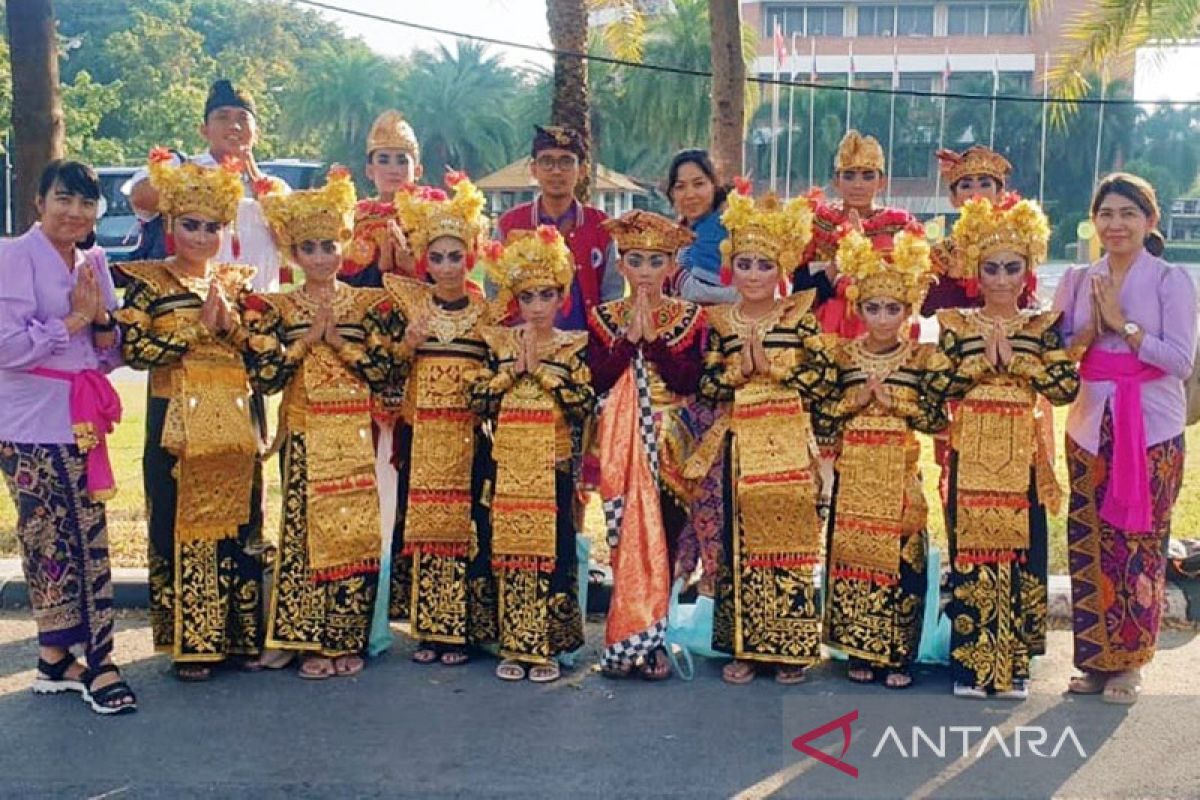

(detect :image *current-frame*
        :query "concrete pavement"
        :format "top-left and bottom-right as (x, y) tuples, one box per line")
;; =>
(0, 613), (1197, 798)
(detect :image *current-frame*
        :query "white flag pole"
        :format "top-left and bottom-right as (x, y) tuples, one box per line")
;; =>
(785, 33), (798, 198)
(934, 49), (950, 205)
(1038, 51), (1049, 206)
(989, 52), (999, 148)
(886, 42), (898, 205)
(808, 38), (817, 190)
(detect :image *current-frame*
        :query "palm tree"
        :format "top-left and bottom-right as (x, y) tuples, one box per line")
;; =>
(1037, 0), (1200, 103)
(399, 41), (526, 185)
(6, 0), (64, 233)
(283, 44), (403, 177)
(546, 0), (592, 200)
(708, 0), (746, 180)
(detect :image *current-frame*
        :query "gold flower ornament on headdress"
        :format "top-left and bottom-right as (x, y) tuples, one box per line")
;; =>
(603, 210), (695, 255)
(952, 196), (1050, 279)
(837, 228), (933, 307)
(482, 225), (575, 306)
(719, 184), (815, 276)
(835, 130), (886, 173)
(147, 147), (243, 225)
(261, 166), (357, 252)
(395, 171), (490, 259)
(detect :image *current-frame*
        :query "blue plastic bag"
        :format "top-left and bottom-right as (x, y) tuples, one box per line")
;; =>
(665, 577), (729, 680)
(916, 546), (951, 664)
(557, 534), (591, 667)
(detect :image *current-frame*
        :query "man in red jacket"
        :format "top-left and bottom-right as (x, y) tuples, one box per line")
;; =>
(497, 125), (623, 330)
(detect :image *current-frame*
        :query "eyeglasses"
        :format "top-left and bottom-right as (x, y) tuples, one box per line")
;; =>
(535, 155), (579, 172)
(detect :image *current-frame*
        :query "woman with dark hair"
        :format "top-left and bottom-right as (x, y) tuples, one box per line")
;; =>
(1055, 172), (1197, 705)
(0, 160), (135, 714)
(667, 149), (738, 306)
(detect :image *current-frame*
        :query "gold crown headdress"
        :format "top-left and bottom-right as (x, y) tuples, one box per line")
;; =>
(395, 171), (489, 259)
(261, 166), (357, 253)
(367, 109), (420, 158)
(147, 147), (243, 225)
(835, 130), (886, 173)
(482, 225), (575, 305)
(837, 228), (933, 307)
(952, 196), (1050, 278)
(719, 183), (815, 276)
(936, 146), (1012, 187)
(603, 210), (695, 255)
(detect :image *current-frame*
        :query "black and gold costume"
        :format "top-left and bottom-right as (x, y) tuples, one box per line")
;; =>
(698, 292), (835, 666)
(243, 286), (396, 657)
(923, 308), (1078, 692)
(384, 274), (498, 647)
(116, 260), (264, 662)
(818, 339), (947, 670)
(467, 327), (592, 664)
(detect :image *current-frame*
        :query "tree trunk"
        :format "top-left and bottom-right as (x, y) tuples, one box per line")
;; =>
(546, 0), (591, 202)
(708, 0), (745, 183)
(7, 0), (65, 233)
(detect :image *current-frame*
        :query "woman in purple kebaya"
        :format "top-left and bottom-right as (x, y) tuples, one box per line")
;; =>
(0, 161), (135, 715)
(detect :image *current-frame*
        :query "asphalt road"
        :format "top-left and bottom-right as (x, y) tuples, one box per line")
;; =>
(0, 612), (1196, 799)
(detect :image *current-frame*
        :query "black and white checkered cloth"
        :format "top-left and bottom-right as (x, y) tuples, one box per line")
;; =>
(633, 352), (660, 478)
(601, 617), (668, 670)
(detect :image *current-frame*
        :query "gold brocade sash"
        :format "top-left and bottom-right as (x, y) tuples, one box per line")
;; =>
(161, 356), (257, 543)
(953, 384), (1036, 563)
(491, 387), (558, 569)
(830, 414), (911, 584)
(403, 356), (476, 554)
(731, 382), (821, 565)
(302, 348), (381, 582)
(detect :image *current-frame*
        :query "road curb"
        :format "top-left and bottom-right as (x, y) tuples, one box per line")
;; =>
(0, 558), (1189, 623)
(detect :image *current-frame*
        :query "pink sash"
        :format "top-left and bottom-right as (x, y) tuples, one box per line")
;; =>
(29, 367), (122, 500)
(1079, 349), (1164, 533)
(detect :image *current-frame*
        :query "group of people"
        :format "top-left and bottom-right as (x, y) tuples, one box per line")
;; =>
(0, 78), (1195, 718)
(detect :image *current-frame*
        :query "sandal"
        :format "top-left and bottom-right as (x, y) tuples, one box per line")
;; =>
(299, 656), (335, 680)
(953, 682), (987, 699)
(411, 644), (440, 665)
(883, 669), (914, 690)
(847, 659), (876, 685)
(439, 647), (469, 667)
(722, 660), (757, 686)
(333, 655), (365, 678)
(528, 662), (561, 683)
(82, 665), (137, 716)
(496, 660), (526, 681)
(253, 650), (296, 671)
(174, 664), (212, 682)
(1067, 672), (1106, 695)
(32, 653), (86, 695)
(639, 648), (672, 682)
(1102, 670), (1141, 706)
(601, 662), (634, 680)
(775, 665), (807, 685)
(994, 679), (1029, 701)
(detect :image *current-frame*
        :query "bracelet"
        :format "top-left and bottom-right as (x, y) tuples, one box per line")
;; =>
(65, 312), (88, 329)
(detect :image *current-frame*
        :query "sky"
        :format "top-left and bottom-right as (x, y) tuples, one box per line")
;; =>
(303, 1), (1200, 104)
(301, 0), (553, 69)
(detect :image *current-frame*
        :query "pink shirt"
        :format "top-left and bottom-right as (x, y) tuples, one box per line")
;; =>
(0, 225), (121, 445)
(1053, 249), (1197, 453)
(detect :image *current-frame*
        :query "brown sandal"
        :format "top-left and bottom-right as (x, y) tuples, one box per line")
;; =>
(333, 655), (365, 677)
(440, 647), (469, 667)
(722, 660), (757, 685)
(775, 665), (807, 685)
(639, 648), (672, 682)
(528, 662), (561, 683)
(496, 660), (526, 681)
(174, 664), (212, 682)
(1067, 672), (1106, 695)
(411, 645), (440, 665)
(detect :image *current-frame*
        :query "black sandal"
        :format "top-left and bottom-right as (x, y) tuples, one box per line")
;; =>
(847, 658), (876, 684)
(82, 664), (137, 716)
(32, 653), (86, 695)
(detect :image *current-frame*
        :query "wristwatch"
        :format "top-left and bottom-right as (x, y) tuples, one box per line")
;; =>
(1122, 321), (1141, 340)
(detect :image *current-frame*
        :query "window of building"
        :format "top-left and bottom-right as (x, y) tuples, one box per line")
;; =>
(947, 2), (1029, 36)
(763, 5), (804, 38)
(764, 4), (843, 37)
(857, 5), (894, 37)
(947, 4), (986, 36)
(987, 3), (1028, 35)
(896, 5), (933, 36)
(807, 6), (844, 37)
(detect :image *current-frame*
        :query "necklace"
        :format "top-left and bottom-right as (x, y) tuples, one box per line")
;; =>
(850, 339), (910, 382)
(166, 261), (213, 297)
(426, 294), (483, 344)
(975, 308), (1025, 336)
(729, 300), (783, 339)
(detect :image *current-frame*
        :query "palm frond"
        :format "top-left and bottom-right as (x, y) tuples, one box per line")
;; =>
(587, 0), (647, 62)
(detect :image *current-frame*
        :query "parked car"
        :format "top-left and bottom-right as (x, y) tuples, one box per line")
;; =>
(260, 159), (324, 190)
(95, 166), (140, 263)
